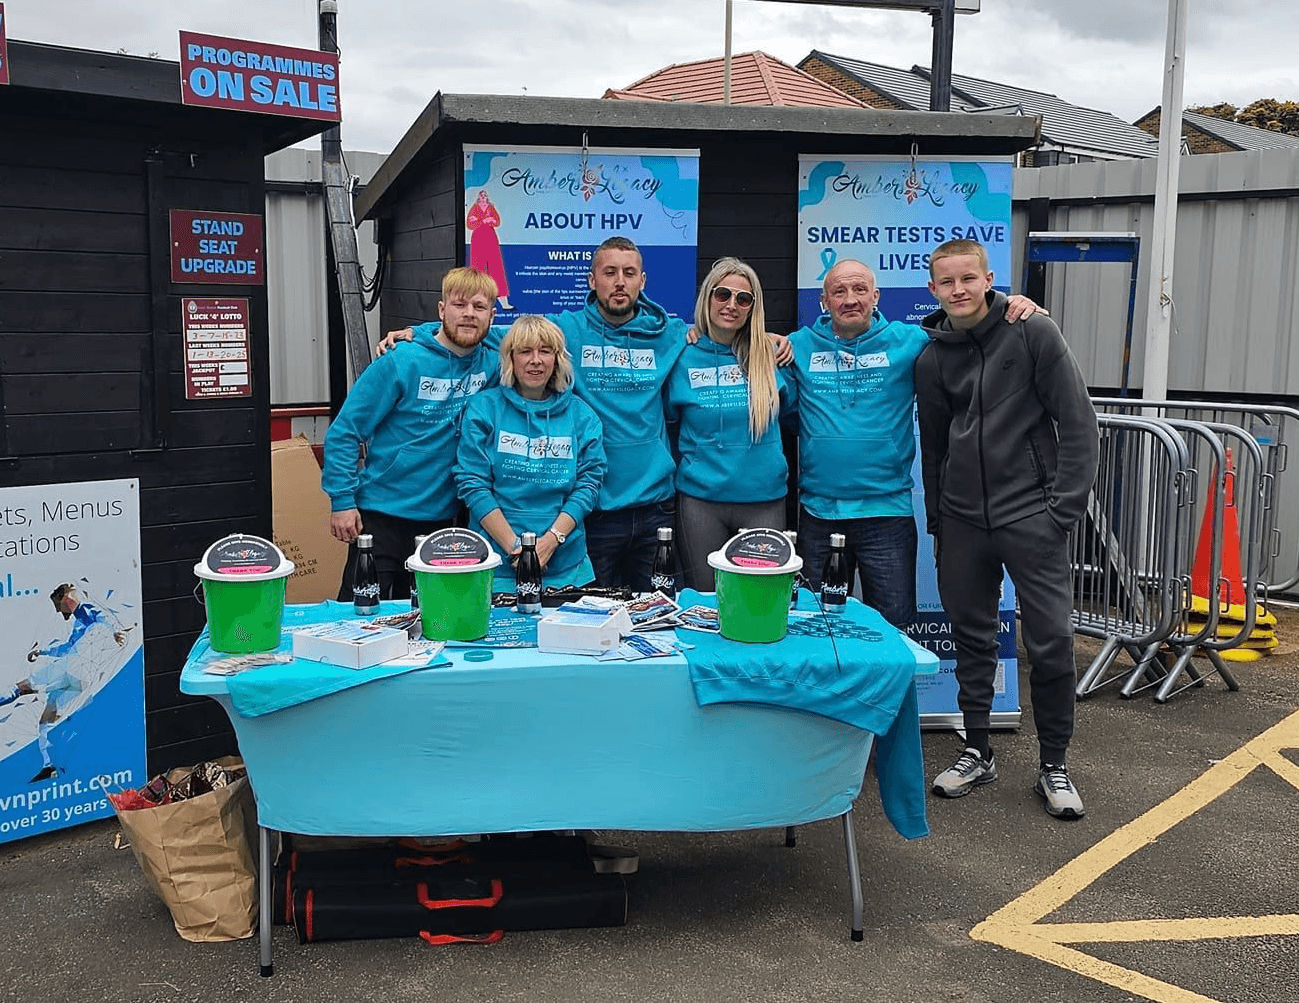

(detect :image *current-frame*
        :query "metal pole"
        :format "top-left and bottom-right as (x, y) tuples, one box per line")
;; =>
(724, 0), (733, 105)
(929, 0), (955, 111)
(1141, 0), (1190, 402)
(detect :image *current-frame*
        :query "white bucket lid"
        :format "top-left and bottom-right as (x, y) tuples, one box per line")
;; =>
(194, 534), (295, 583)
(406, 528), (503, 575)
(707, 528), (803, 576)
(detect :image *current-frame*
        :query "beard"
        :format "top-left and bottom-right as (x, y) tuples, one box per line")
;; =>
(598, 295), (635, 319)
(443, 322), (486, 348)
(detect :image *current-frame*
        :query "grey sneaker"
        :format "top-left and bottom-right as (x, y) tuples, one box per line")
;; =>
(1035, 764), (1085, 818)
(931, 748), (997, 798)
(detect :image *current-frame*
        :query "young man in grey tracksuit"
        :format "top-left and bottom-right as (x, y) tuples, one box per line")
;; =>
(915, 239), (1098, 819)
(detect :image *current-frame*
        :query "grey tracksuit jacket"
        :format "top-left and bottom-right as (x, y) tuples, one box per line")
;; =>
(915, 291), (1099, 538)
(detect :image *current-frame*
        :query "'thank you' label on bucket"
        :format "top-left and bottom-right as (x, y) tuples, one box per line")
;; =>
(722, 529), (793, 569)
(204, 535), (282, 576)
(418, 529), (492, 568)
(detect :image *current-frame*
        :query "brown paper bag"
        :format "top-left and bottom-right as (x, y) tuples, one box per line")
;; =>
(114, 756), (260, 942)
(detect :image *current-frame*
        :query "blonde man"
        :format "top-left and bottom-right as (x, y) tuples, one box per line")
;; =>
(322, 267), (499, 601)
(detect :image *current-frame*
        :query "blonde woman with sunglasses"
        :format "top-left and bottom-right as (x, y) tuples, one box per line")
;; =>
(664, 258), (796, 592)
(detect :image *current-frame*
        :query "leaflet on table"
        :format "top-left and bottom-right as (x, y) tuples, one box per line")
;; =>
(623, 591), (682, 631)
(674, 605), (720, 633)
(443, 610), (540, 648)
(595, 633), (680, 661)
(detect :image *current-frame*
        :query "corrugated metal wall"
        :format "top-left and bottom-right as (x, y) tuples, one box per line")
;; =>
(1013, 149), (1299, 593)
(264, 148), (386, 406)
(1012, 149), (1299, 397)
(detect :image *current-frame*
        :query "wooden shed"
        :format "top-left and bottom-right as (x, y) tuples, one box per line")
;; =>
(354, 93), (1040, 334)
(0, 41), (329, 771)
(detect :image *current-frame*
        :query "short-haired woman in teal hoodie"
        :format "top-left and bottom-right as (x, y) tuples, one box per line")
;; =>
(455, 316), (607, 590)
(665, 258), (796, 592)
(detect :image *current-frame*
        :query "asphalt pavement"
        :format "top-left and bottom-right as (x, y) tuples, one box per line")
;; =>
(3, 614), (1297, 1003)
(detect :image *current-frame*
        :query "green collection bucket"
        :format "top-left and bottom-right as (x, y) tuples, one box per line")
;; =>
(406, 529), (502, 641)
(708, 529), (803, 644)
(194, 535), (295, 654)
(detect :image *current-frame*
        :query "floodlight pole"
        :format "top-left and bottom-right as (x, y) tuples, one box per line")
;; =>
(724, 0), (733, 105)
(929, 0), (955, 110)
(1142, 0), (1190, 403)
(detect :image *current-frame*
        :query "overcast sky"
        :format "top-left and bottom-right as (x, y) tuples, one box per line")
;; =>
(7, 1), (1296, 153)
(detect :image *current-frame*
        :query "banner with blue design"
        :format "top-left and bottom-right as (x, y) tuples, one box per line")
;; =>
(463, 145), (699, 322)
(0, 479), (145, 842)
(796, 156), (1014, 329)
(906, 411), (1021, 727)
(795, 157), (1019, 726)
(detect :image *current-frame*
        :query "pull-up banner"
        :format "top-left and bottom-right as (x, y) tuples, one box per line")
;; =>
(0, 479), (144, 843)
(0, 4), (10, 87)
(796, 155), (1013, 327)
(178, 31), (340, 121)
(462, 145), (700, 322)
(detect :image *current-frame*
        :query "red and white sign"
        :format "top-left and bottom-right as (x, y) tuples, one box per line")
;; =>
(170, 209), (263, 285)
(0, 3), (11, 87)
(178, 31), (340, 122)
(183, 297), (252, 400)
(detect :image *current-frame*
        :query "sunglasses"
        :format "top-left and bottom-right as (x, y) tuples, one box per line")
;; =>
(711, 286), (755, 308)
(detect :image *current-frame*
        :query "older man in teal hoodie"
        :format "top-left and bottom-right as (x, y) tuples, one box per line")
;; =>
(790, 259), (1039, 628)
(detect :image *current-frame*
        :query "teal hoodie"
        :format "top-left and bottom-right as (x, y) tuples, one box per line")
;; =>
(664, 337), (795, 503)
(454, 384), (607, 589)
(787, 310), (929, 518)
(415, 299), (684, 512)
(552, 292), (687, 511)
(322, 327), (498, 520)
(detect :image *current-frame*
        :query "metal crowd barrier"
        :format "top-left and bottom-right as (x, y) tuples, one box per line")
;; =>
(1073, 414), (1194, 698)
(1093, 398), (1297, 594)
(1074, 404), (1270, 703)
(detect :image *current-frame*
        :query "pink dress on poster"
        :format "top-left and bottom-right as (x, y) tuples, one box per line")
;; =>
(467, 191), (512, 309)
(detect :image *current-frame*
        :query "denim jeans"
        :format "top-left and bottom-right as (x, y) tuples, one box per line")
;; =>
(796, 509), (917, 628)
(584, 499), (676, 592)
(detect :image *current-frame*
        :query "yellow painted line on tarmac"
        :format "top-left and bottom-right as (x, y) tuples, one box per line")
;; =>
(1031, 914), (1299, 943)
(971, 707), (1299, 1003)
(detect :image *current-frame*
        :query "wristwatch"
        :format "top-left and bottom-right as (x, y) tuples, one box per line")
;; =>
(548, 527), (567, 544)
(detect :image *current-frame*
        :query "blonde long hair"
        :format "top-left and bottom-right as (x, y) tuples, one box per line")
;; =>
(693, 257), (779, 440)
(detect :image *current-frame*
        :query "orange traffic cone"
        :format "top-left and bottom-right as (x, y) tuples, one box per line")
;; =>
(1190, 449), (1249, 620)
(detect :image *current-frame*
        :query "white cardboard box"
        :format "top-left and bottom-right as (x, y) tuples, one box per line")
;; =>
(537, 606), (631, 656)
(291, 620), (410, 669)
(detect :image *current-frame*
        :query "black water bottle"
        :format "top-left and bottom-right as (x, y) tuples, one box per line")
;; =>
(651, 527), (676, 597)
(821, 533), (848, 614)
(353, 533), (380, 616)
(785, 530), (802, 609)
(515, 532), (543, 614)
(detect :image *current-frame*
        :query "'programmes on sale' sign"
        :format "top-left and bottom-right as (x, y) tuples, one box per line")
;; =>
(178, 31), (340, 121)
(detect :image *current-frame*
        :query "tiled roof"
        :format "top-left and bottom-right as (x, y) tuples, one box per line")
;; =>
(805, 51), (1159, 159)
(1180, 110), (1299, 151)
(604, 51), (867, 108)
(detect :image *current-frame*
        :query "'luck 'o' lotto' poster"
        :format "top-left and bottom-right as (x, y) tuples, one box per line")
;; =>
(0, 479), (145, 843)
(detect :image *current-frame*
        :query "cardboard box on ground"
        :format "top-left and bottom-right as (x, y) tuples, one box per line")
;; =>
(273, 435), (348, 603)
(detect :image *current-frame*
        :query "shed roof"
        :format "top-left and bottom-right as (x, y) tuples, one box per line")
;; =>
(605, 51), (866, 109)
(354, 91), (1039, 221)
(805, 51), (1159, 160)
(1, 40), (330, 154)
